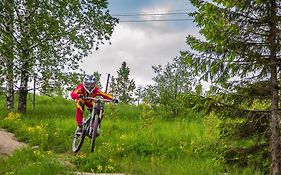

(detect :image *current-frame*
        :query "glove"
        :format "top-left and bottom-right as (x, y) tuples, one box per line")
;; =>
(78, 94), (84, 98)
(112, 99), (119, 103)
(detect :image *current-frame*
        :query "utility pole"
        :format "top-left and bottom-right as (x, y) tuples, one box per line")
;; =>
(105, 74), (110, 93)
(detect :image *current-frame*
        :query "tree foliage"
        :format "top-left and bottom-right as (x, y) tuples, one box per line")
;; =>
(134, 85), (145, 105)
(110, 61), (136, 103)
(144, 57), (193, 117)
(0, 0), (118, 112)
(181, 0), (281, 173)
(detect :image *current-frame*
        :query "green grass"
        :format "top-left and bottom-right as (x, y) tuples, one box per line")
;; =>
(0, 148), (74, 175)
(0, 95), (263, 175)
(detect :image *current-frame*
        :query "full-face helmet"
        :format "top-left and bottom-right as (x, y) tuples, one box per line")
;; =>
(83, 75), (96, 93)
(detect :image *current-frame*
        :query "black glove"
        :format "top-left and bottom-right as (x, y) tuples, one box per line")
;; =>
(112, 99), (119, 103)
(78, 94), (84, 98)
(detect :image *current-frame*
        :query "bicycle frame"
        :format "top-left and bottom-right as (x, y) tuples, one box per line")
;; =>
(72, 97), (112, 153)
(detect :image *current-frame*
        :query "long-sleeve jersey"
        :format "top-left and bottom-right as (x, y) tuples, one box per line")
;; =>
(70, 84), (112, 100)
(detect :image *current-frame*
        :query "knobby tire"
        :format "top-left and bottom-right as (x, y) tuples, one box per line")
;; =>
(90, 114), (99, 152)
(72, 126), (86, 153)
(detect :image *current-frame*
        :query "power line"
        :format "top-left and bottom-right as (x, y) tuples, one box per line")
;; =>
(110, 8), (194, 14)
(111, 10), (194, 23)
(113, 12), (188, 17)
(119, 18), (193, 23)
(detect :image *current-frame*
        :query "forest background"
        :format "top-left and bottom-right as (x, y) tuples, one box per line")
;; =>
(0, 0), (281, 174)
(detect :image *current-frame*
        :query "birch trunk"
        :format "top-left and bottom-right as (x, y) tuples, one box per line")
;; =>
(6, 61), (14, 111)
(17, 0), (31, 113)
(4, 0), (15, 111)
(18, 61), (29, 113)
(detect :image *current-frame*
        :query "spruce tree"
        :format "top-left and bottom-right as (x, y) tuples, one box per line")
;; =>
(181, 0), (281, 173)
(114, 61), (136, 103)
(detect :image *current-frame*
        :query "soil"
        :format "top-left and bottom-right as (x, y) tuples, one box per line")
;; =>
(0, 129), (27, 156)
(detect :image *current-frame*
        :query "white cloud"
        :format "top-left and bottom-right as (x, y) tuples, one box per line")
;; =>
(139, 6), (172, 28)
(80, 5), (200, 89)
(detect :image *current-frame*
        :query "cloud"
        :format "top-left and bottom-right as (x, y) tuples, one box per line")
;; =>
(81, 3), (200, 89)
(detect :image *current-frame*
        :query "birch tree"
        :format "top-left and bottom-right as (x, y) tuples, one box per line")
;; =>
(145, 57), (193, 117)
(0, 0), (118, 113)
(0, 0), (15, 111)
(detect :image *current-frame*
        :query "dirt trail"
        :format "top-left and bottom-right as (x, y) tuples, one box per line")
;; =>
(0, 129), (27, 156)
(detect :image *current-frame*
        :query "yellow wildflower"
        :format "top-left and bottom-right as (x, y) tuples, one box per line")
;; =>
(97, 165), (103, 171)
(107, 165), (114, 171)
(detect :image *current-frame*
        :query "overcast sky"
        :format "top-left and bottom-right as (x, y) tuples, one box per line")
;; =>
(80, 0), (199, 89)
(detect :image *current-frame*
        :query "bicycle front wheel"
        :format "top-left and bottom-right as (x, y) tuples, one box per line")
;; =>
(72, 128), (86, 153)
(90, 115), (99, 152)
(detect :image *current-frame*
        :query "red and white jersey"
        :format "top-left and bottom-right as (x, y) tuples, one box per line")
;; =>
(70, 84), (112, 101)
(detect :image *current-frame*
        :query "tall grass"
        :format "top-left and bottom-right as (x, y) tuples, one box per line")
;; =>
(0, 95), (263, 175)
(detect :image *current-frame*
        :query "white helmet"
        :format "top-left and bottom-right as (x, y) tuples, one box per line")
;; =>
(83, 75), (96, 93)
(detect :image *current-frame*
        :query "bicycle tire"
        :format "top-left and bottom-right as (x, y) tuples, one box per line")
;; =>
(72, 127), (86, 153)
(90, 114), (99, 152)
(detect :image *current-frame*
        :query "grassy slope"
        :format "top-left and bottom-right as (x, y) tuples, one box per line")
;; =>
(0, 95), (262, 175)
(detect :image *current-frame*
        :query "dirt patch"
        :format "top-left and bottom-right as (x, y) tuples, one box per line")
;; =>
(0, 129), (27, 156)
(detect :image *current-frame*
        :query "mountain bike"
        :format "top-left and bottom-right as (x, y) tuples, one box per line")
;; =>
(72, 97), (114, 153)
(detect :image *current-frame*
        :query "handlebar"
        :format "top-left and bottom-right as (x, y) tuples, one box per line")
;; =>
(82, 97), (113, 103)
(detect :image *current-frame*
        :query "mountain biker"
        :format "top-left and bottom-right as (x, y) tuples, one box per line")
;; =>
(70, 74), (117, 134)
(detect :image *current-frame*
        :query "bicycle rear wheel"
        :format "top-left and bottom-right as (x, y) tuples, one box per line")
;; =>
(90, 115), (99, 152)
(72, 128), (86, 153)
